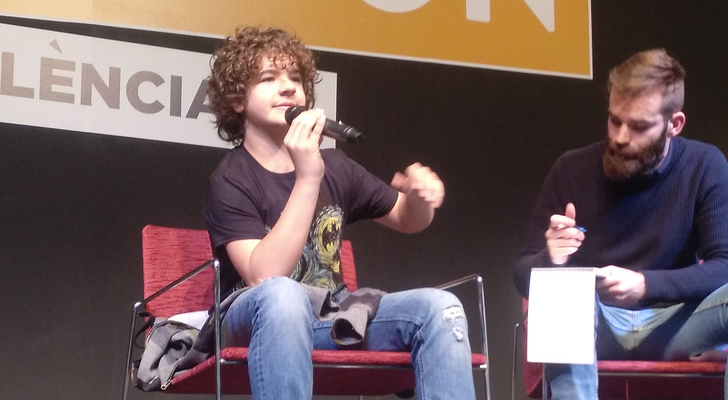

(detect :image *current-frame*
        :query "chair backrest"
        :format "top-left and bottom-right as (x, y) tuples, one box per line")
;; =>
(141, 225), (359, 317)
(340, 240), (358, 291)
(142, 225), (214, 317)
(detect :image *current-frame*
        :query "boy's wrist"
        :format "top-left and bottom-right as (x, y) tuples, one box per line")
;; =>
(294, 174), (324, 190)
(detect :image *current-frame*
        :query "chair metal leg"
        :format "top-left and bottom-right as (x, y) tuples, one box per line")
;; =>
(541, 363), (548, 400)
(476, 276), (492, 400)
(511, 322), (521, 400)
(213, 260), (222, 400)
(122, 302), (144, 400)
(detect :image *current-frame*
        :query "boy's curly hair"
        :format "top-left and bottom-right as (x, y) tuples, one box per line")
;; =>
(207, 26), (318, 144)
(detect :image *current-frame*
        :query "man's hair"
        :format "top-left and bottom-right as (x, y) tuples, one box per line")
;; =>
(607, 48), (686, 120)
(207, 26), (318, 144)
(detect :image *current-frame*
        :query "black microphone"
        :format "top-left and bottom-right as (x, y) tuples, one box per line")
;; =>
(285, 106), (363, 143)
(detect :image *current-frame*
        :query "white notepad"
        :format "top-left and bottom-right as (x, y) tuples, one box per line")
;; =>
(527, 267), (597, 364)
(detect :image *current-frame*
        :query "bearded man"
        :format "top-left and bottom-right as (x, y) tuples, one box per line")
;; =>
(513, 48), (728, 400)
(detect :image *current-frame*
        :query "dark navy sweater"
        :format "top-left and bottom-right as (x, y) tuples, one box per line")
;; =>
(513, 137), (728, 307)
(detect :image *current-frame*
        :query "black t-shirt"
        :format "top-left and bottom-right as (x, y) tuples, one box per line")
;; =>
(204, 145), (398, 296)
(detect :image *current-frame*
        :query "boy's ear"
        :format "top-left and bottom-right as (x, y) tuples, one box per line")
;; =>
(234, 104), (244, 113)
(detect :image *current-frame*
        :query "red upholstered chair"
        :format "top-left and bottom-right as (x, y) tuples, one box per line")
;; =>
(123, 225), (491, 400)
(511, 299), (725, 400)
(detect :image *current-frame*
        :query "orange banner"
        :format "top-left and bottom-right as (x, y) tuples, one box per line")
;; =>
(1, 0), (592, 78)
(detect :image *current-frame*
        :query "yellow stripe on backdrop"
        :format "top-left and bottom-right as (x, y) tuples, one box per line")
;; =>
(1, 0), (592, 78)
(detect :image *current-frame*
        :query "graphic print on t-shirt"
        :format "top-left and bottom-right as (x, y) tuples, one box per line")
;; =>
(290, 204), (344, 290)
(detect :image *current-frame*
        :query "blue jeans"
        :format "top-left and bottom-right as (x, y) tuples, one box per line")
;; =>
(547, 282), (728, 400)
(220, 276), (476, 400)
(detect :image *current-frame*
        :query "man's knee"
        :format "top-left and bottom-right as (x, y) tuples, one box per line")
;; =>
(696, 282), (728, 312)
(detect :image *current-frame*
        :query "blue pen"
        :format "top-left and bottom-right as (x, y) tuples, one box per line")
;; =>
(575, 225), (587, 233)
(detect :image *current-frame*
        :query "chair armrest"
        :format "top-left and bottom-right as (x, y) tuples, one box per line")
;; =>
(123, 258), (218, 400)
(136, 258), (217, 309)
(434, 274), (488, 358)
(434, 273), (481, 291)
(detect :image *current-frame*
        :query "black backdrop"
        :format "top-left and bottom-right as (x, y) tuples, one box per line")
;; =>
(1, 2), (727, 399)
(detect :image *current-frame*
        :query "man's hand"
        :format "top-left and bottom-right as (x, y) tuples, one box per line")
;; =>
(595, 265), (646, 307)
(545, 203), (585, 264)
(390, 162), (445, 209)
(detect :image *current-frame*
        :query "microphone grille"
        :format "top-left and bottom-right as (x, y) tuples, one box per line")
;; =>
(284, 106), (306, 124)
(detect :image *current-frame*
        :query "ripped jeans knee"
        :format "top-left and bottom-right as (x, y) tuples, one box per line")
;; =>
(443, 304), (467, 341)
(402, 287), (470, 343)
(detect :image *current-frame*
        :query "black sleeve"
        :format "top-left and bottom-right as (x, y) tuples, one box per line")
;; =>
(325, 149), (398, 223)
(513, 155), (572, 297)
(204, 172), (269, 252)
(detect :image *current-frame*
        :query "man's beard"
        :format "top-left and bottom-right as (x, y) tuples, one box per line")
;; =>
(602, 128), (668, 182)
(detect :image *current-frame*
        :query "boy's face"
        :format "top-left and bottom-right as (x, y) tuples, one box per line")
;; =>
(238, 54), (307, 135)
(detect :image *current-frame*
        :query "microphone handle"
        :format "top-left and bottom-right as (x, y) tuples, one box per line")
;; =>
(323, 120), (364, 143)
(285, 106), (363, 143)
